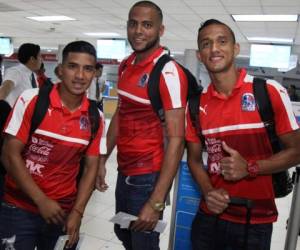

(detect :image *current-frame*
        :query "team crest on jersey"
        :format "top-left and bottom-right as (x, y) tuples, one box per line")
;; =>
(241, 93), (256, 111)
(138, 73), (149, 87)
(79, 115), (89, 131)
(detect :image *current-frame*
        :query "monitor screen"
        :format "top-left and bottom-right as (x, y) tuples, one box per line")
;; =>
(0, 37), (11, 55)
(250, 44), (291, 69)
(97, 39), (126, 60)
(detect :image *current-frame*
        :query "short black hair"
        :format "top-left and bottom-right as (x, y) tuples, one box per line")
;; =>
(96, 62), (103, 70)
(18, 43), (40, 64)
(198, 19), (236, 43)
(290, 84), (297, 90)
(62, 40), (96, 62)
(129, 1), (163, 22)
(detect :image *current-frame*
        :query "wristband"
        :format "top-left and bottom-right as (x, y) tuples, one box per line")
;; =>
(72, 207), (83, 218)
(247, 161), (259, 178)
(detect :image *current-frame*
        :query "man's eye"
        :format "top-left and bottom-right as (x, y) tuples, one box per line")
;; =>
(201, 41), (210, 49)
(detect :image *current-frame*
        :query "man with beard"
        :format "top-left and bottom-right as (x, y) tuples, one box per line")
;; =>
(95, 1), (188, 249)
(186, 19), (300, 250)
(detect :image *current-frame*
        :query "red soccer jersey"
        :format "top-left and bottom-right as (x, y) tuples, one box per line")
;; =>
(3, 84), (106, 213)
(186, 68), (299, 224)
(117, 47), (188, 176)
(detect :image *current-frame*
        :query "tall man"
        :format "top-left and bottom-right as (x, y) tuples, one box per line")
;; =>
(186, 19), (300, 250)
(0, 41), (105, 250)
(0, 43), (42, 107)
(96, 1), (188, 249)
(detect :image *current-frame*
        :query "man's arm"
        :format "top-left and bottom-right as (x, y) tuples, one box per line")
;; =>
(220, 129), (300, 181)
(131, 108), (185, 231)
(95, 106), (119, 191)
(0, 80), (14, 100)
(65, 155), (99, 247)
(1, 135), (66, 223)
(187, 141), (230, 214)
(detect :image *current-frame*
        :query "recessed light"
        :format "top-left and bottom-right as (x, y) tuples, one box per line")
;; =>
(232, 14), (298, 22)
(84, 32), (120, 37)
(247, 37), (294, 44)
(26, 16), (75, 22)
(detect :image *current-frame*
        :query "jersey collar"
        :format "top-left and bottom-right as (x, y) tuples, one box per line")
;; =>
(209, 68), (247, 99)
(49, 83), (90, 113)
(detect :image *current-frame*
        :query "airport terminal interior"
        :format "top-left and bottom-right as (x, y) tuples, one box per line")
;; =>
(1, 0), (300, 249)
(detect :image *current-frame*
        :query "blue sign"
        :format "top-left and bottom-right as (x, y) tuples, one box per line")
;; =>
(173, 161), (201, 250)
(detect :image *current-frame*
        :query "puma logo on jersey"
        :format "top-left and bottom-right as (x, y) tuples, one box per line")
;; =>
(199, 105), (208, 115)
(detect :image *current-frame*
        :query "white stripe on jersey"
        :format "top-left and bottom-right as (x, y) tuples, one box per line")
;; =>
(203, 122), (265, 135)
(161, 61), (182, 108)
(117, 89), (151, 104)
(5, 88), (39, 136)
(35, 129), (89, 145)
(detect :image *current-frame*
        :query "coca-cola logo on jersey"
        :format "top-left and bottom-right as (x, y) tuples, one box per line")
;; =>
(29, 144), (51, 156)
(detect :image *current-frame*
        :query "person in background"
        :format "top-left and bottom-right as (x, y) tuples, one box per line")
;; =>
(54, 64), (62, 83)
(96, 1), (188, 249)
(35, 62), (49, 87)
(287, 84), (299, 102)
(87, 62), (106, 111)
(0, 43), (42, 107)
(0, 40), (105, 250)
(186, 19), (300, 250)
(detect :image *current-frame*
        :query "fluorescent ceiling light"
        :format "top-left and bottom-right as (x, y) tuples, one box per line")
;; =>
(26, 16), (75, 22)
(247, 37), (294, 44)
(232, 14), (298, 22)
(84, 32), (120, 37)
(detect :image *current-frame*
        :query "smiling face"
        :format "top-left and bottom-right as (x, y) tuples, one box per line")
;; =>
(197, 23), (240, 74)
(59, 52), (96, 97)
(127, 5), (164, 59)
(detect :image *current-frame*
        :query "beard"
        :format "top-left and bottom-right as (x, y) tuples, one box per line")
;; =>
(129, 36), (160, 53)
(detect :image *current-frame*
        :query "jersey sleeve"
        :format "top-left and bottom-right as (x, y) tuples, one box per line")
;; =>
(185, 106), (201, 143)
(4, 89), (38, 144)
(159, 61), (188, 110)
(86, 111), (107, 156)
(266, 80), (299, 135)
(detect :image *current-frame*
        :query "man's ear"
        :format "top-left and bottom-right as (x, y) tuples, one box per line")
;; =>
(234, 43), (240, 58)
(196, 50), (202, 62)
(159, 24), (165, 37)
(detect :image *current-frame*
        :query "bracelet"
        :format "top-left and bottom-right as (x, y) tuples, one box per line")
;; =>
(72, 207), (84, 218)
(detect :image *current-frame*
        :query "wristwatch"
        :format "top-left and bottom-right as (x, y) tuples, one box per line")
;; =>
(247, 161), (259, 178)
(148, 199), (165, 212)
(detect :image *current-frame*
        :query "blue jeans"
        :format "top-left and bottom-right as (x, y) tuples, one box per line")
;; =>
(191, 209), (272, 250)
(114, 172), (160, 250)
(0, 202), (77, 250)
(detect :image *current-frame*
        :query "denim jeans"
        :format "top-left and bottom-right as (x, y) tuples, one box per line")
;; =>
(114, 172), (160, 250)
(0, 202), (77, 250)
(191, 209), (272, 250)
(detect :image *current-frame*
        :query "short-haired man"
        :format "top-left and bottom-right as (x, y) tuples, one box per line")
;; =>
(96, 1), (188, 249)
(0, 41), (105, 250)
(186, 19), (300, 250)
(0, 43), (42, 107)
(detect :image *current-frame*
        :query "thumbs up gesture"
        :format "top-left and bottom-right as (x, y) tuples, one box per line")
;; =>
(220, 141), (249, 181)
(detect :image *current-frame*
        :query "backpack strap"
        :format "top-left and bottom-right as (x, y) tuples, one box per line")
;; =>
(253, 77), (281, 153)
(88, 99), (100, 141)
(147, 54), (173, 123)
(30, 80), (54, 137)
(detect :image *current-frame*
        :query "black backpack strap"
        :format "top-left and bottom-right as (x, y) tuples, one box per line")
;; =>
(147, 54), (173, 123)
(88, 99), (100, 141)
(253, 77), (281, 153)
(30, 81), (54, 137)
(188, 88), (202, 137)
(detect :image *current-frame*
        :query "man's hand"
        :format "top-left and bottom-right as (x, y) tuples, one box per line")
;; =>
(220, 141), (248, 181)
(63, 210), (82, 248)
(95, 160), (108, 192)
(130, 202), (160, 232)
(36, 197), (66, 225)
(205, 188), (230, 214)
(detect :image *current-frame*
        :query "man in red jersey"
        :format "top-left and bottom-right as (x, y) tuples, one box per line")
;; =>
(0, 41), (105, 250)
(186, 19), (300, 250)
(96, 1), (187, 249)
